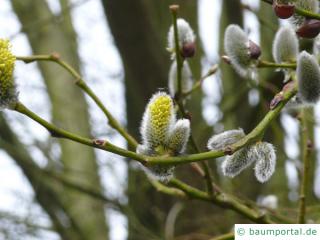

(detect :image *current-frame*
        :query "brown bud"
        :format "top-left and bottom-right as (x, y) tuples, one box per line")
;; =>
(181, 42), (196, 58)
(270, 92), (284, 109)
(272, 1), (295, 19)
(249, 40), (261, 60)
(297, 19), (320, 39)
(93, 139), (105, 146)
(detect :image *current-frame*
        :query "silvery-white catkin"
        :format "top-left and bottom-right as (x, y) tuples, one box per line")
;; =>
(222, 146), (256, 178)
(224, 24), (251, 77)
(168, 61), (193, 97)
(297, 51), (320, 103)
(254, 142), (277, 183)
(167, 119), (190, 154)
(272, 26), (299, 63)
(207, 128), (245, 151)
(167, 18), (195, 58)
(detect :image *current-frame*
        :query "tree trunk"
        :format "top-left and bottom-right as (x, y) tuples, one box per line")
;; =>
(11, 1), (109, 239)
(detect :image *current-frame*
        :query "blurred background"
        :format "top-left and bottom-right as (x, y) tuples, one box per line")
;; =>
(0, 0), (320, 239)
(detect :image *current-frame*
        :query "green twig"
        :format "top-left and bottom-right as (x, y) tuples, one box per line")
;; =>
(297, 109), (312, 223)
(169, 5), (215, 195)
(257, 60), (296, 69)
(16, 54), (138, 149)
(182, 64), (219, 98)
(170, 5), (183, 97)
(13, 102), (145, 164)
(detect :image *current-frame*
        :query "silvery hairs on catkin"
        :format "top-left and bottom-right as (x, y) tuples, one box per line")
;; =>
(140, 92), (176, 150)
(207, 128), (245, 151)
(168, 61), (193, 97)
(167, 18), (195, 59)
(254, 142), (277, 183)
(272, 25), (299, 64)
(224, 24), (252, 78)
(297, 51), (320, 103)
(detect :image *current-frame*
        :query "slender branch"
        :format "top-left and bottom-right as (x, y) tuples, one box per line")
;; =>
(13, 102), (145, 164)
(297, 109), (312, 223)
(16, 54), (138, 148)
(170, 5), (183, 97)
(182, 64), (219, 98)
(12, 79), (296, 167)
(169, 178), (275, 224)
(257, 60), (296, 69)
(169, 4), (215, 195)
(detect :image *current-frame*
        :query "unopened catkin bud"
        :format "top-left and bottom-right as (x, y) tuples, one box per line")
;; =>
(254, 142), (277, 183)
(168, 61), (193, 96)
(140, 92), (176, 150)
(272, 26), (299, 63)
(167, 18), (196, 59)
(222, 146), (256, 178)
(0, 39), (17, 109)
(297, 51), (320, 103)
(291, 0), (319, 28)
(207, 128), (245, 151)
(167, 119), (190, 154)
(224, 24), (260, 78)
(273, 1), (295, 19)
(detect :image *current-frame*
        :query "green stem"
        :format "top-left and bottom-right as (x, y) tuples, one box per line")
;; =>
(169, 5), (215, 195)
(13, 102), (145, 164)
(257, 60), (296, 69)
(170, 5), (183, 97)
(182, 64), (218, 98)
(298, 109), (311, 223)
(16, 55), (138, 149)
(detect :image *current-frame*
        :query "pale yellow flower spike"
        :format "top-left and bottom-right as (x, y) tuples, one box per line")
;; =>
(0, 39), (17, 109)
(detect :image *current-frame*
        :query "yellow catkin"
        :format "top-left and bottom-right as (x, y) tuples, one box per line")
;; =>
(0, 39), (16, 108)
(148, 95), (173, 146)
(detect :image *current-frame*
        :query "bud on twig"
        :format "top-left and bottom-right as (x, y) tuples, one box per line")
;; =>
(167, 18), (196, 59)
(273, 1), (295, 19)
(291, 0), (319, 27)
(297, 19), (320, 39)
(224, 24), (260, 78)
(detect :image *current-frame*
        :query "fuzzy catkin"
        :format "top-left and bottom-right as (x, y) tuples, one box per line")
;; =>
(140, 92), (176, 149)
(207, 128), (245, 151)
(224, 24), (252, 77)
(0, 39), (17, 109)
(168, 61), (193, 96)
(254, 142), (277, 183)
(168, 119), (190, 154)
(167, 18), (195, 58)
(297, 51), (320, 103)
(222, 146), (256, 178)
(272, 26), (299, 63)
